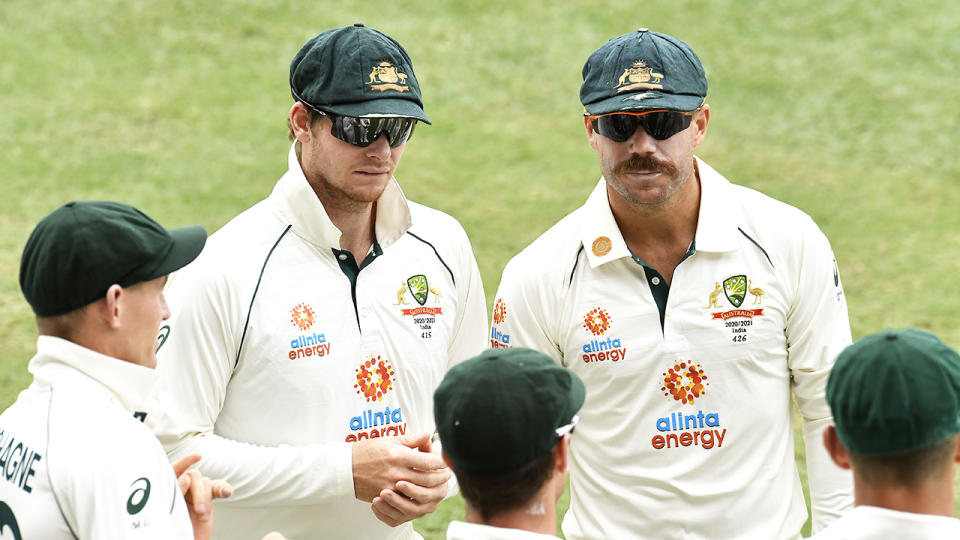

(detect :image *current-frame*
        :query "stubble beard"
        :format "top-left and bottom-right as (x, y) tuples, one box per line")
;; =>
(605, 153), (692, 207)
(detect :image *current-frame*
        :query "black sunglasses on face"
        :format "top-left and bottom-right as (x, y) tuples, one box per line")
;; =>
(297, 99), (417, 148)
(588, 110), (695, 142)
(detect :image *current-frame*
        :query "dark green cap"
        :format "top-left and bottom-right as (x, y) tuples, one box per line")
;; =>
(580, 28), (707, 115)
(290, 24), (431, 124)
(434, 348), (585, 474)
(20, 201), (207, 317)
(827, 329), (960, 455)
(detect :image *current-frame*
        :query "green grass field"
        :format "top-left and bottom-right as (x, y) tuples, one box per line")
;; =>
(1, 1), (958, 538)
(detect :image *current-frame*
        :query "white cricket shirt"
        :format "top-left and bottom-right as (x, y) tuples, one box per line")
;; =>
(0, 336), (191, 539)
(446, 521), (560, 540)
(809, 505), (960, 538)
(492, 159), (853, 540)
(150, 144), (488, 539)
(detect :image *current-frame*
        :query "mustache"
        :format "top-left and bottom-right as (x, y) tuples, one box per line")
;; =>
(612, 154), (679, 178)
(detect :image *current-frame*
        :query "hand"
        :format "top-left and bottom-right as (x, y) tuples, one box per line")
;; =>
(172, 454), (233, 540)
(352, 432), (450, 520)
(371, 478), (449, 527)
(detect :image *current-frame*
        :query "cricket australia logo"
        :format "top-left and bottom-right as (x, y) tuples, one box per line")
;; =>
(407, 274), (429, 306)
(615, 60), (664, 93)
(367, 61), (410, 92)
(705, 275), (766, 344)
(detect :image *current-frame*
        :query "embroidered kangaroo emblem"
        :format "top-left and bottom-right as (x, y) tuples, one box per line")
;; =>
(429, 286), (441, 302)
(394, 282), (409, 305)
(705, 282), (722, 309)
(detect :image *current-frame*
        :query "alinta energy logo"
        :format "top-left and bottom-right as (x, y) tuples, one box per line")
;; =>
(581, 307), (627, 363)
(346, 355), (406, 442)
(490, 298), (511, 348)
(288, 303), (331, 360)
(651, 360), (727, 451)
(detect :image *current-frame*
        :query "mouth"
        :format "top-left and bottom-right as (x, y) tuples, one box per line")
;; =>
(354, 168), (391, 177)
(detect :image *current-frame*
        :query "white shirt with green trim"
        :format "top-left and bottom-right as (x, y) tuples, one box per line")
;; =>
(446, 521), (559, 539)
(492, 159), (853, 540)
(809, 505), (960, 538)
(0, 336), (192, 539)
(149, 144), (488, 540)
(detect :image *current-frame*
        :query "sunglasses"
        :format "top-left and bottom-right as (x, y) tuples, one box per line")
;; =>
(588, 110), (695, 142)
(298, 99), (417, 148)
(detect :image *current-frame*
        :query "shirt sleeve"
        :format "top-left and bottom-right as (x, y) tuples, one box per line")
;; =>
(491, 252), (564, 364)
(446, 230), (489, 370)
(784, 217), (854, 532)
(149, 263), (354, 507)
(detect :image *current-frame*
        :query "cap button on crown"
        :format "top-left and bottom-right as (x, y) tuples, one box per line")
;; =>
(885, 332), (898, 341)
(354, 23), (364, 27)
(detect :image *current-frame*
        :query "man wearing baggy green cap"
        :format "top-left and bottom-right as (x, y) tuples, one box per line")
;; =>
(0, 201), (235, 539)
(148, 24), (487, 539)
(434, 348), (585, 539)
(812, 329), (960, 538)
(492, 28), (853, 539)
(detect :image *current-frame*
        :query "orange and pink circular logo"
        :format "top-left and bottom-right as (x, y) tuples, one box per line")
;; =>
(493, 299), (507, 325)
(583, 307), (612, 336)
(355, 356), (396, 403)
(290, 303), (316, 331)
(661, 361), (708, 404)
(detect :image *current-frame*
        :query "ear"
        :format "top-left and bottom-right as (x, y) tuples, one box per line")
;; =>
(289, 102), (316, 144)
(691, 103), (710, 147)
(822, 425), (852, 470)
(441, 451), (453, 469)
(554, 434), (570, 475)
(952, 434), (960, 463)
(99, 284), (125, 330)
(583, 116), (600, 152)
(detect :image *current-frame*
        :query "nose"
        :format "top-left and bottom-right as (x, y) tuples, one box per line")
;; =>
(365, 132), (393, 159)
(626, 124), (657, 154)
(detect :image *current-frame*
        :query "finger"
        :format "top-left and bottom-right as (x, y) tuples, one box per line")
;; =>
(371, 495), (405, 527)
(395, 479), (448, 505)
(171, 454), (202, 477)
(398, 432), (432, 453)
(188, 471), (213, 522)
(178, 471), (192, 495)
(400, 448), (447, 471)
(378, 487), (437, 520)
(402, 465), (451, 489)
(212, 479), (233, 499)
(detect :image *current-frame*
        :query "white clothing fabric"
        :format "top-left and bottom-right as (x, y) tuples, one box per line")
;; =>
(446, 520), (559, 540)
(150, 144), (487, 539)
(0, 336), (191, 539)
(492, 159), (853, 540)
(809, 505), (960, 539)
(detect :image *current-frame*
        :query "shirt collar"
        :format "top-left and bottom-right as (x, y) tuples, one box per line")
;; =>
(29, 336), (160, 415)
(578, 157), (739, 268)
(446, 521), (559, 540)
(270, 143), (414, 250)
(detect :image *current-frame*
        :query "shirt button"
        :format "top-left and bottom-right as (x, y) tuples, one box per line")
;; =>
(337, 253), (348, 261)
(651, 276), (661, 285)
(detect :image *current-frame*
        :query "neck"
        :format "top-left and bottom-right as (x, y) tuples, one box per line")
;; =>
(465, 493), (556, 536)
(853, 467), (956, 517)
(326, 200), (377, 258)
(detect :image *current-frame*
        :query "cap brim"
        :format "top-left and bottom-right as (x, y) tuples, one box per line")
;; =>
(323, 97), (431, 125)
(147, 225), (207, 279)
(585, 92), (704, 115)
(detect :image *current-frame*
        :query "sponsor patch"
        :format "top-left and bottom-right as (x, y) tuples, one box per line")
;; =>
(490, 298), (511, 348)
(287, 303), (332, 360)
(580, 307), (627, 364)
(651, 360), (727, 451)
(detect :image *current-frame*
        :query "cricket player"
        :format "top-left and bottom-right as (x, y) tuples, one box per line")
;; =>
(148, 24), (487, 539)
(812, 329), (960, 538)
(491, 28), (853, 538)
(0, 201), (229, 539)
(434, 348), (585, 539)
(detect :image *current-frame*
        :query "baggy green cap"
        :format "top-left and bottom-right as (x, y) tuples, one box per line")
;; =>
(290, 23), (431, 124)
(827, 329), (960, 455)
(580, 28), (707, 115)
(434, 348), (585, 474)
(20, 201), (207, 317)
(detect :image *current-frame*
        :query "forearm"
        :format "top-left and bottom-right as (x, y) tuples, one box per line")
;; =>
(166, 432), (354, 507)
(802, 416), (853, 532)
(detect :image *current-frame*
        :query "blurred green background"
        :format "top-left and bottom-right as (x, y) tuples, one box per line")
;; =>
(1, 0), (958, 537)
